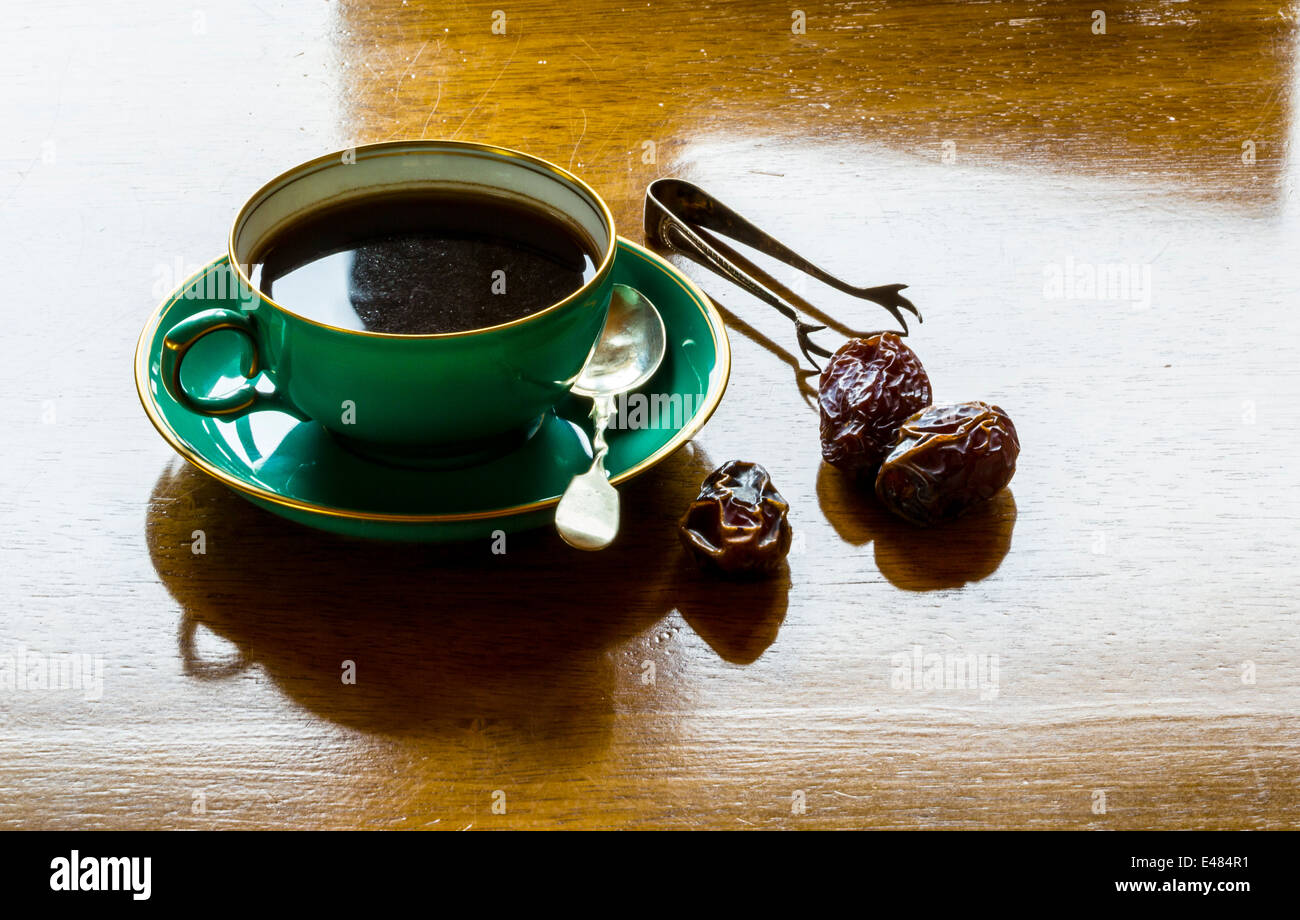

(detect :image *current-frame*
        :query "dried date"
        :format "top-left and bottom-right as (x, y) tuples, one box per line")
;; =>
(819, 334), (933, 476)
(874, 402), (1020, 526)
(679, 460), (792, 576)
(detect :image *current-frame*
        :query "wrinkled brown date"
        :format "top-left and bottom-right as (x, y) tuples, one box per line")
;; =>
(679, 460), (792, 576)
(819, 334), (933, 476)
(874, 402), (1020, 526)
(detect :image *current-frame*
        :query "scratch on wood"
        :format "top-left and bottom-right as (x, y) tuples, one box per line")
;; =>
(393, 39), (432, 107)
(582, 112), (627, 165)
(450, 30), (523, 140)
(571, 51), (596, 77)
(410, 38), (432, 70)
(393, 39), (428, 106)
(570, 108), (587, 169)
(420, 81), (444, 138)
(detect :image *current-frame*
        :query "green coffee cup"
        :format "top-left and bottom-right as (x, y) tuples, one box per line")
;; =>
(160, 140), (619, 466)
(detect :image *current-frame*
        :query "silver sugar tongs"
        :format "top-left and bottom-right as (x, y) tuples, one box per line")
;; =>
(644, 177), (920, 370)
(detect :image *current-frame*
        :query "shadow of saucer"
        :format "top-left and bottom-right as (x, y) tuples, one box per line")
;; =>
(147, 444), (707, 750)
(145, 440), (789, 760)
(816, 463), (1017, 591)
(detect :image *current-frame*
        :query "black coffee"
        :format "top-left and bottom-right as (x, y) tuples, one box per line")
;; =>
(250, 190), (599, 334)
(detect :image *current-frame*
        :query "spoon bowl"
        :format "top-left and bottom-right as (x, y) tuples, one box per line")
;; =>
(573, 284), (667, 399)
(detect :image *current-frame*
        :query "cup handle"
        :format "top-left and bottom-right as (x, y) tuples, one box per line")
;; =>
(160, 308), (275, 416)
(178, 614), (252, 679)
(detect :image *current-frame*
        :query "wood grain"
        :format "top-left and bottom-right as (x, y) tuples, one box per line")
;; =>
(0, 0), (1297, 829)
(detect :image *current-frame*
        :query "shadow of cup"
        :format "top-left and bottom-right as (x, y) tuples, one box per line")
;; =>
(145, 440), (788, 756)
(816, 463), (1017, 591)
(147, 449), (692, 746)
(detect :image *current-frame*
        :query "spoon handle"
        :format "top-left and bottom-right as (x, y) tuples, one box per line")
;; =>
(555, 395), (621, 551)
(589, 394), (614, 477)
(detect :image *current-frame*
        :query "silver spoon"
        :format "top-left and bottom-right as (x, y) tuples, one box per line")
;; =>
(555, 283), (667, 551)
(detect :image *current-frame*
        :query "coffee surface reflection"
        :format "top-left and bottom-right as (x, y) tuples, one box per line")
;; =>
(251, 190), (598, 335)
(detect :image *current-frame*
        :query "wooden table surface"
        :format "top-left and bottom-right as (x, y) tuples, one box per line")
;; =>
(2, 0), (1297, 829)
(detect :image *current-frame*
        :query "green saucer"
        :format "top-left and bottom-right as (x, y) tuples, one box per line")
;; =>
(135, 239), (731, 541)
